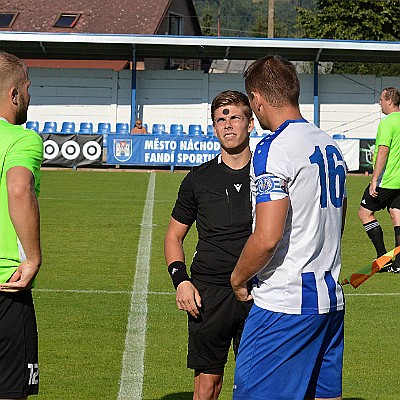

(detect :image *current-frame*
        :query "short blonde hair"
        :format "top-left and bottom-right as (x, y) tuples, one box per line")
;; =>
(0, 51), (27, 103)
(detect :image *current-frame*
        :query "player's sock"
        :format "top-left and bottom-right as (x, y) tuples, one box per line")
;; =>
(363, 220), (387, 258)
(392, 226), (400, 271)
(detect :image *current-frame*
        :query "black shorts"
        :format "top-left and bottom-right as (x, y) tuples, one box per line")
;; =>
(360, 185), (400, 212)
(0, 290), (39, 398)
(187, 279), (253, 374)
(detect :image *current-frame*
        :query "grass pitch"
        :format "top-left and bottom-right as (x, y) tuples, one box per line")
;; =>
(34, 170), (399, 399)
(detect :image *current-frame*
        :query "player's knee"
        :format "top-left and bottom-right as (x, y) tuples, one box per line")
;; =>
(195, 374), (223, 400)
(358, 206), (371, 222)
(389, 208), (400, 225)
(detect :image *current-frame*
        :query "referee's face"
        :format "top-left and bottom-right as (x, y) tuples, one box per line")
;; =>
(213, 105), (253, 153)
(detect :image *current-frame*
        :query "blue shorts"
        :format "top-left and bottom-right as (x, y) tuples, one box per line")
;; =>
(233, 305), (344, 400)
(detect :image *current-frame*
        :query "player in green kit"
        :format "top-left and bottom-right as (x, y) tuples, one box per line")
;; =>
(358, 87), (400, 273)
(0, 51), (43, 399)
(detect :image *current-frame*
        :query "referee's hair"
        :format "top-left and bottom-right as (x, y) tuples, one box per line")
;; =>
(211, 90), (253, 122)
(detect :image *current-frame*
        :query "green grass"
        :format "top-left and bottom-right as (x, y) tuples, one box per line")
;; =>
(34, 170), (399, 399)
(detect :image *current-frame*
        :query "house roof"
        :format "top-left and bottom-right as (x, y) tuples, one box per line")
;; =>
(0, 0), (183, 35)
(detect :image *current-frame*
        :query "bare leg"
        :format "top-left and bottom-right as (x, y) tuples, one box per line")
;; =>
(193, 371), (223, 400)
(358, 205), (375, 224)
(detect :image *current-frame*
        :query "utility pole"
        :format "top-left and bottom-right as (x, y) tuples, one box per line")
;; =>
(216, 0), (221, 37)
(268, 0), (274, 38)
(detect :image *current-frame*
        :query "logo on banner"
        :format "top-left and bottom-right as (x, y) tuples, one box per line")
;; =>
(114, 139), (132, 162)
(43, 140), (102, 161)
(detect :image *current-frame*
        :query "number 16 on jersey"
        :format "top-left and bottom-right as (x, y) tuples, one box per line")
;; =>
(309, 144), (346, 208)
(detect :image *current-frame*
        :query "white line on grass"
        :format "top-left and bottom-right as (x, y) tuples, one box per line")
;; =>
(118, 172), (155, 400)
(34, 288), (173, 296)
(345, 292), (400, 296)
(34, 288), (400, 297)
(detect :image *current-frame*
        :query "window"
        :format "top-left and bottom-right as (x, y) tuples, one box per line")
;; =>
(53, 13), (80, 28)
(0, 12), (18, 28)
(168, 14), (182, 36)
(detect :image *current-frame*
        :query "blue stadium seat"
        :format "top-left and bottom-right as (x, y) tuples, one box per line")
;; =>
(152, 124), (166, 134)
(60, 121), (75, 134)
(116, 122), (129, 134)
(79, 122), (93, 134)
(25, 121), (39, 133)
(97, 122), (111, 134)
(170, 124), (183, 135)
(206, 124), (214, 136)
(42, 121), (58, 133)
(188, 124), (202, 135)
(143, 123), (148, 133)
(332, 134), (346, 140)
(250, 127), (258, 137)
(98, 123), (111, 147)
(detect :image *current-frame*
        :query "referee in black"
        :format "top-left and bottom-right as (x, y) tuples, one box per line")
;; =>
(165, 91), (254, 400)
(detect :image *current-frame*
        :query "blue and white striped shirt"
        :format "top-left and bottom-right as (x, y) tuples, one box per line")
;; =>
(251, 119), (346, 315)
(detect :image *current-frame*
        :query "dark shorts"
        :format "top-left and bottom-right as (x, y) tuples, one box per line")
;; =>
(0, 290), (39, 398)
(187, 279), (253, 374)
(360, 185), (400, 212)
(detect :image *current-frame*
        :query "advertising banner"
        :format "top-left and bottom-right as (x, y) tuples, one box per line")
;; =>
(41, 134), (103, 167)
(106, 134), (221, 167)
(359, 139), (375, 173)
(333, 139), (360, 172)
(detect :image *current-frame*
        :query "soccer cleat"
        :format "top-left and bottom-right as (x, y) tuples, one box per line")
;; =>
(388, 265), (400, 273)
(377, 260), (391, 273)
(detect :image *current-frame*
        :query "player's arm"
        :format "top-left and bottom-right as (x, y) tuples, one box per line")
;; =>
(370, 145), (389, 198)
(0, 166), (41, 292)
(231, 197), (289, 301)
(164, 216), (202, 317)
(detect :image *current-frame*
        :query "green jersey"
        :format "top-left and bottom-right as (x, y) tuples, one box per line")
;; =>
(0, 120), (43, 283)
(374, 112), (400, 189)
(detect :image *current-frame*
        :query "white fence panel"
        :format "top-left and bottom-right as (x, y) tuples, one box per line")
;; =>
(26, 67), (397, 138)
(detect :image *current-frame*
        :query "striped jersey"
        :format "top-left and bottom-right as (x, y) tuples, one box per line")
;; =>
(251, 119), (346, 315)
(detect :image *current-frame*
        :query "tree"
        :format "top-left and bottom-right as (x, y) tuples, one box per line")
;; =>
(193, 0), (314, 38)
(297, 0), (400, 75)
(201, 3), (215, 36)
(251, 14), (268, 37)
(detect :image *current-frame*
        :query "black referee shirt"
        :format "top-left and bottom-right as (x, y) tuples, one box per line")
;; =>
(172, 155), (252, 286)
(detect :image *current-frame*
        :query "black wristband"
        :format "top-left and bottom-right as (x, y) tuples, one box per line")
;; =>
(168, 261), (190, 290)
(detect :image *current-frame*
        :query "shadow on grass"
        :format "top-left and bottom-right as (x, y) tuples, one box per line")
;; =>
(158, 392), (193, 400)
(344, 398), (367, 400)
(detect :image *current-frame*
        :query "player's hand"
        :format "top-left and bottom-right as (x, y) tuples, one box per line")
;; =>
(175, 281), (202, 318)
(369, 181), (378, 198)
(232, 282), (253, 302)
(0, 261), (40, 292)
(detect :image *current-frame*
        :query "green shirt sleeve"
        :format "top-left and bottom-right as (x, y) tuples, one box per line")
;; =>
(376, 117), (393, 148)
(4, 131), (43, 196)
